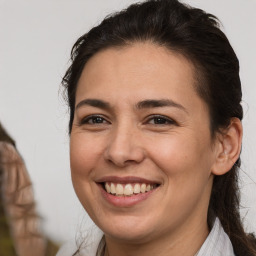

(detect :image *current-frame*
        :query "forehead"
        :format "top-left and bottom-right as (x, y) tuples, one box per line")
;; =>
(76, 43), (198, 102)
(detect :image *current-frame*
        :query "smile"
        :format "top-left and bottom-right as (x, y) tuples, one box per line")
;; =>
(104, 182), (158, 196)
(96, 176), (161, 206)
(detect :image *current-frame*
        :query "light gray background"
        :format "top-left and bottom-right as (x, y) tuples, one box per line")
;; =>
(0, 0), (255, 244)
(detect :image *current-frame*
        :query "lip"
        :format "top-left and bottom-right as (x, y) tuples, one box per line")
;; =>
(96, 176), (160, 184)
(96, 176), (160, 207)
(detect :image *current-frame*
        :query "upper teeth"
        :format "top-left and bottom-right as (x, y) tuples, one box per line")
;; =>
(105, 182), (155, 196)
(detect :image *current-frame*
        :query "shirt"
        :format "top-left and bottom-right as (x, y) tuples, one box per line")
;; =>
(56, 218), (235, 256)
(196, 218), (235, 256)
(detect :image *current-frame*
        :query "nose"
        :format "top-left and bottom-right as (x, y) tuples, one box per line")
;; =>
(104, 125), (145, 167)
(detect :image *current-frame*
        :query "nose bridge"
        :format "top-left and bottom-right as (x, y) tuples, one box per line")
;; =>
(104, 120), (145, 166)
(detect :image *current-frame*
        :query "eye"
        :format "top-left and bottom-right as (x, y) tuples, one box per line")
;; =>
(80, 115), (109, 125)
(146, 115), (176, 125)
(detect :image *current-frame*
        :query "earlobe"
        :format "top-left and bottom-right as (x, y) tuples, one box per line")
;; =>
(211, 118), (243, 176)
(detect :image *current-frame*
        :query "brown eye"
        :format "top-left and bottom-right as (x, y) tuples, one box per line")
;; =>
(152, 117), (168, 124)
(81, 115), (109, 125)
(147, 115), (176, 125)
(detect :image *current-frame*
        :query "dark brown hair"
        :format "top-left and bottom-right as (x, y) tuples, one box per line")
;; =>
(62, 0), (256, 255)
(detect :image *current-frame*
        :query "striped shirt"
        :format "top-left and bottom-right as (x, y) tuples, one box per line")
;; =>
(196, 218), (235, 256)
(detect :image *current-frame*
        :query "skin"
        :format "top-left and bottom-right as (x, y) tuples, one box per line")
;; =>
(70, 43), (242, 256)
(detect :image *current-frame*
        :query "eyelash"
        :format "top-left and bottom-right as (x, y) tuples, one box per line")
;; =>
(80, 114), (176, 126)
(145, 115), (177, 126)
(80, 115), (110, 125)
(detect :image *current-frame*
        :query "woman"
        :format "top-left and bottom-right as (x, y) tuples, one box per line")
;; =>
(57, 0), (256, 255)
(0, 123), (59, 256)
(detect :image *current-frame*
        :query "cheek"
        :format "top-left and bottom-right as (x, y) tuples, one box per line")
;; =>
(148, 131), (214, 190)
(69, 134), (103, 214)
(70, 133), (104, 178)
(147, 135), (213, 221)
(149, 133), (208, 168)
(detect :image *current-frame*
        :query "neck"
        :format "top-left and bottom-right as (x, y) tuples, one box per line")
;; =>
(104, 215), (209, 256)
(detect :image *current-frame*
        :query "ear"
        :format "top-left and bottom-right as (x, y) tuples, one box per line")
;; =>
(211, 118), (243, 176)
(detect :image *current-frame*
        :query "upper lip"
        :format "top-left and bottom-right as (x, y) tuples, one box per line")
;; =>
(95, 176), (161, 184)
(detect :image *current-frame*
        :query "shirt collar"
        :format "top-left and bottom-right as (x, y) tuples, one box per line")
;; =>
(196, 218), (235, 256)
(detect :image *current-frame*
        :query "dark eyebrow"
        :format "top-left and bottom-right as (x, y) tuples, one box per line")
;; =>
(136, 99), (188, 113)
(76, 98), (187, 113)
(76, 99), (111, 110)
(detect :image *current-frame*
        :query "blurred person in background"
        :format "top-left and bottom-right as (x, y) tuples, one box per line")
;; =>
(0, 122), (59, 256)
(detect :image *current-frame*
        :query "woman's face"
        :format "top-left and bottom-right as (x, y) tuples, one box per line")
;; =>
(70, 43), (219, 243)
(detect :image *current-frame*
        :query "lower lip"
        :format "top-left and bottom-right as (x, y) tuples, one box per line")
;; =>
(98, 184), (158, 207)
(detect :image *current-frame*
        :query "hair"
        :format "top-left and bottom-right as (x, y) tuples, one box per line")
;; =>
(62, 0), (256, 255)
(0, 123), (60, 256)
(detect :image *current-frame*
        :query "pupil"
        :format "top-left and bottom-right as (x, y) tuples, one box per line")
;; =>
(155, 118), (166, 124)
(93, 117), (103, 123)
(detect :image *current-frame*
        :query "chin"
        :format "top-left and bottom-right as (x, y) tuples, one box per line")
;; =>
(97, 215), (159, 243)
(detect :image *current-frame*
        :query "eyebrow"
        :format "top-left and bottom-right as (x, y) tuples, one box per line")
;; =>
(76, 99), (111, 110)
(136, 99), (188, 113)
(76, 98), (188, 113)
